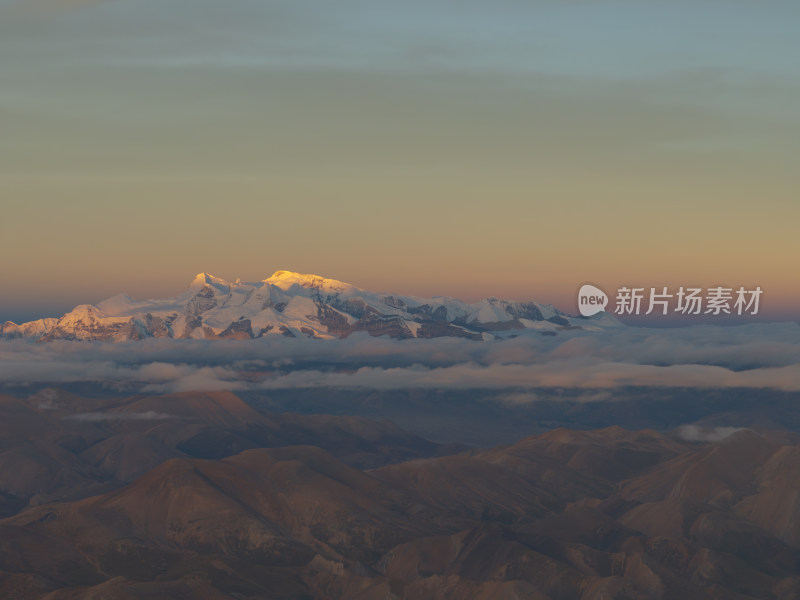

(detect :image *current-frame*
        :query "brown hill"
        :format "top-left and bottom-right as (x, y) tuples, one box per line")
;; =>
(2, 424), (800, 598)
(0, 390), (446, 517)
(0, 446), (436, 598)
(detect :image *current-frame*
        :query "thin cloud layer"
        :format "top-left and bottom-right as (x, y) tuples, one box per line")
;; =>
(65, 410), (175, 422)
(675, 425), (746, 443)
(0, 323), (798, 395)
(252, 361), (800, 392)
(4, 0), (109, 18)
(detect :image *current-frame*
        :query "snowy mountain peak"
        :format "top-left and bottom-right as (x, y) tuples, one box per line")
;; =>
(264, 270), (357, 294)
(189, 272), (230, 293)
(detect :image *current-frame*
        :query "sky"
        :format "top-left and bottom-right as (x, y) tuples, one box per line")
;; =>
(1, 0), (798, 323)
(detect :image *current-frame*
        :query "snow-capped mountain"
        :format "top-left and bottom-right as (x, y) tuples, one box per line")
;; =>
(0, 271), (621, 342)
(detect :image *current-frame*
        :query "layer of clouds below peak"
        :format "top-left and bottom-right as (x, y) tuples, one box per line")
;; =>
(0, 323), (798, 395)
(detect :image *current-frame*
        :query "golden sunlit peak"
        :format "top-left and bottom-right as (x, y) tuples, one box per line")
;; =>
(189, 272), (230, 291)
(264, 270), (357, 292)
(191, 272), (216, 284)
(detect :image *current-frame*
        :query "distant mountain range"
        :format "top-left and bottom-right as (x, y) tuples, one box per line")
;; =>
(0, 271), (621, 342)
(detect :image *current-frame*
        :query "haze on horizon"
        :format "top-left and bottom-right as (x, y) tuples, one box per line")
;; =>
(1, 0), (798, 323)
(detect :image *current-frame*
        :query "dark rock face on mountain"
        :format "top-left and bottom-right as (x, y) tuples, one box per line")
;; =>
(2, 270), (620, 342)
(1, 390), (799, 599)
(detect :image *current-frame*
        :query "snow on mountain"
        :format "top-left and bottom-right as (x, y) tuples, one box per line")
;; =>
(1, 271), (622, 342)
(0, 317), (59, 339)
(189, 272), (231, 294)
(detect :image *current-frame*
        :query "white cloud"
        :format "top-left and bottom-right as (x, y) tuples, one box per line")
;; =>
(675, 425), (746, 443)
(253, 360), (800, 392)
(0, 322), (798, 394)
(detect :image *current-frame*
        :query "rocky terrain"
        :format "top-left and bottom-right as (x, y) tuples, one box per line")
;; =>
(0, 390), (799, 599)
(0, 271), (619, 342)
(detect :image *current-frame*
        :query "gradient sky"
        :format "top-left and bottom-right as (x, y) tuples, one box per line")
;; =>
(1, 0), (798, 323)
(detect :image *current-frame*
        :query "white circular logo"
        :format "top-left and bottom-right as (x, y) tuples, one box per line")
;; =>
(577, 284), (608, 316)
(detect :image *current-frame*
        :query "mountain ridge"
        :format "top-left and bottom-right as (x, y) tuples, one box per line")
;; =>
(1, 270), (622, 342)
